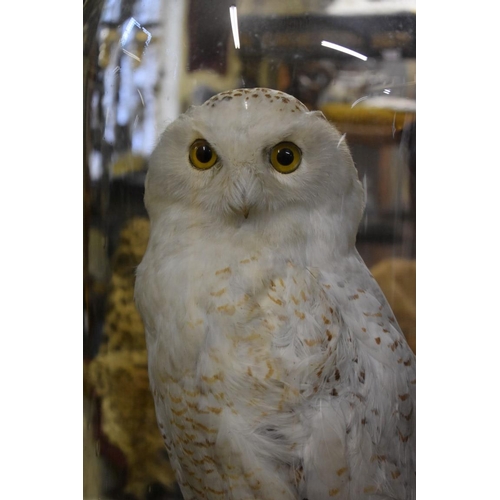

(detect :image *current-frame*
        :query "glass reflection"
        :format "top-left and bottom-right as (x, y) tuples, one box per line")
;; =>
(84, 1), (416, 498)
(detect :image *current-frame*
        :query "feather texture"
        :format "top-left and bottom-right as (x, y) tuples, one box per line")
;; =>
(135, 88), (415, 500)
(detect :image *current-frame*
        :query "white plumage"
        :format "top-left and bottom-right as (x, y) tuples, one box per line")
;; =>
(135, 88), (416, 500)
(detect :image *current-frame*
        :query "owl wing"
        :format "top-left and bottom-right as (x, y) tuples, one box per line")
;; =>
(296, 255), (415, 500)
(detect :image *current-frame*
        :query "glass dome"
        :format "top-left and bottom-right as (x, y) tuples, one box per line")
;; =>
(84, 1), (416, 498)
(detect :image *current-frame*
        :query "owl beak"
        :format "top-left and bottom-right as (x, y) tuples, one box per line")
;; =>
(230, 168), (258, 219)
(228, 201), (252, 219)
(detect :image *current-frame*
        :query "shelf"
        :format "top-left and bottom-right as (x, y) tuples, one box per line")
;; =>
(239, 13), (416, 60)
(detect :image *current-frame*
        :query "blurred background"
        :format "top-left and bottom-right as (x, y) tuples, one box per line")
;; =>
(83, 0), (416, 498)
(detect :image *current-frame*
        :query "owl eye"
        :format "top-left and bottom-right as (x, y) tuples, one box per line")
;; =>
(189, 139), (218, 170)
(270, 142), (302, 174)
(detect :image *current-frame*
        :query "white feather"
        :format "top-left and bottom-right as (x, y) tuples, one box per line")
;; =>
(135, 88), (415, 500)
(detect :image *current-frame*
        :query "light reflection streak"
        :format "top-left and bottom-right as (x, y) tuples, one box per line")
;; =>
(351, 96), (369, 108)
(321, 40), (367, 61)
(137, 88), (145, 106)
(121, 18), (137, 47)
(120, 17), (152, 62)
(121, 17), (152, 47)
(229, 6), (240, 49)
(122, 48), (141, 62)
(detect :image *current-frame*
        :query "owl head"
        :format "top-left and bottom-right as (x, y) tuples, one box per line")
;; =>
(145, 88), (364, 251)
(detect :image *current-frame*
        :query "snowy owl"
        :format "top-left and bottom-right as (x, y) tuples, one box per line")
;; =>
(135, 88), (416, 500)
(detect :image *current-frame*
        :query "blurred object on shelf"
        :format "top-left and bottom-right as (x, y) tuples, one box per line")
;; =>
(357, 96), (415, 112)
(239, 0), (332, 16)
(88, 218), (177, 499)
(370, 258), (416, 353)
(284, 59), (337, 109)
(320, 101), (415, 142)
(317, 49), (415, 108)
(326, 0), (416, 16)
(112, 153), (147, 177)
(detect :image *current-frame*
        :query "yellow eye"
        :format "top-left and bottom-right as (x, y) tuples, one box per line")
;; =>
(189, 139), (218, 170)
(270, 142), (302, 174)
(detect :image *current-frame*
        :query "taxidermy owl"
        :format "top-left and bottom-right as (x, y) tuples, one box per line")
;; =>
(135, 88), (416, 500)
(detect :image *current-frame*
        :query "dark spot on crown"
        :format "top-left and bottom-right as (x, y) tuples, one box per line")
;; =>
(222, 96), (233, 101)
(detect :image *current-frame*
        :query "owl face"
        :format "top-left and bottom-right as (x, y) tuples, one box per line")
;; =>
(146, 88), (363, 231)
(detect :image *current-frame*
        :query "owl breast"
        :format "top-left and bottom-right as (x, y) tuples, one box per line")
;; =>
(138, 220), (415, 500)
(141, 225), (340, 499)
